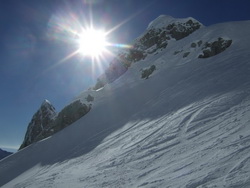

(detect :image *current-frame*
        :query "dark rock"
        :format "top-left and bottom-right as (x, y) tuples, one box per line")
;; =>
(183, 52), (191, 58)
(166, 19), (201, 40)
(131, 18), (202, 60)
(199, 37), (232, 58)
(174, 50), (183, 55)
(93, 57), (130, 90)
(197, 40), (203, 47)
(19, 100), (56, 150)
(191, 43), (197, 48)
(20, 99), (91, 150)
(50, 100), (90, 132)
(86, 94), (94, 102)
(127, 49), (146, 62)
(141, 65), (156, 79)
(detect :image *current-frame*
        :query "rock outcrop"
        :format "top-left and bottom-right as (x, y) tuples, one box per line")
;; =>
(93, 15), (203, 90)
(20, 100), (91, 150)
(129, 15), (202, 59)
(19, 100), (56, 150)
(198, 37), (232, 58)
(36, 100), (91, 140)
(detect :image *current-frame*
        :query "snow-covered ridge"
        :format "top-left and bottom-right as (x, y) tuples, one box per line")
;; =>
(91, 15), (203, 91)
(147, 15), (201, 30)
(1, 17), (250, 188)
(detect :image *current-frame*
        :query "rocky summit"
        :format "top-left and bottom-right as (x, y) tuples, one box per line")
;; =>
(19, 100), (57, 150)
(19, 99), (91, 150)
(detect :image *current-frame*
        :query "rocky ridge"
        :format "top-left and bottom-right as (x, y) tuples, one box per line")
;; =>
(19, 100), (57, 149)
(20, 15), (233, 150)
(20, 99), (91, 150)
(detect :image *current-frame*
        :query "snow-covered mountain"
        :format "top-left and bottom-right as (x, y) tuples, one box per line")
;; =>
(0, 149), (12, 161)
(1, 15), (250, 187)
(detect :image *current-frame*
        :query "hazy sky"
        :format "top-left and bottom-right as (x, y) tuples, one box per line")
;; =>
(1, 0), (250, 152)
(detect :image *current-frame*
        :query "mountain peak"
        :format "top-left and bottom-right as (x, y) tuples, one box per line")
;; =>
(147, 15), (201, 30)
(19, 100), (57, 150)
(41, 99), (52, 107)
(147, 15), (174, 29)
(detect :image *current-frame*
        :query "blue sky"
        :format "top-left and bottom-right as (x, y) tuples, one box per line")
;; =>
(1, 0), (250, 152)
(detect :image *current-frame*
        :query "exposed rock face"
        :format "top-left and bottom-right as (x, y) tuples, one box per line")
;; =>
(129, 15), (202, 60)
(0, 149), (12, 160)
(93, 15), (203, 90)
(93, 57), (128, 90)
(20, 100), (91, 150)
(19, 100), (56, 150)
(166, 19), (201, 40)
(199, 37), (232, 58)
(141, 65), (156, 79)
(48, 100), (91, 134)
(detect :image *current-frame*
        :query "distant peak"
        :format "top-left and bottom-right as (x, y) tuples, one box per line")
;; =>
(41, 99), (55, 110)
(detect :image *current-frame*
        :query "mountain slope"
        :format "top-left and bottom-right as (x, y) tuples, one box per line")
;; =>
(0, 16), (250, 188)
(0, 149), (12, 161)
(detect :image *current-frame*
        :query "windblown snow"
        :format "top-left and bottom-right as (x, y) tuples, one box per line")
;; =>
(1, 17), (250, 188)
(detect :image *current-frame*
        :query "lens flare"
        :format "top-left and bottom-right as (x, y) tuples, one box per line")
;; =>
(77, 28), (108, 58)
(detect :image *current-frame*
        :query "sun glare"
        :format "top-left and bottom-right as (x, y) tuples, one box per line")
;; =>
(77, 29), (108, 58)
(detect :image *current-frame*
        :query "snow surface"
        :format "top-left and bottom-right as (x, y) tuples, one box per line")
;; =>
(1, 19), (250, 188)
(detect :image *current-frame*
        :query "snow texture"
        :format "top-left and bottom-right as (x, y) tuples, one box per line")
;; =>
(0, 17), (250, 188)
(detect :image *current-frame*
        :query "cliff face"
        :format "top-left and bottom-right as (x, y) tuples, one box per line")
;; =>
(19, 100), (91, 150)
(19, 100), (56, 150)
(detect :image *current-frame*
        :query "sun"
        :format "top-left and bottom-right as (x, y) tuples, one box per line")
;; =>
(77, 28), (108, 58)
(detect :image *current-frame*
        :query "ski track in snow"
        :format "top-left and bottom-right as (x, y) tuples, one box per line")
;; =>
(1, 19), (250, 188)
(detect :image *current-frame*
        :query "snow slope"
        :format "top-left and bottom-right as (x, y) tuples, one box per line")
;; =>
(1, 18), (250, 188)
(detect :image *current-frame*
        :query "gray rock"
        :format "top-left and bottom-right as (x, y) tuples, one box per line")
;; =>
(19, 100), (56, 150)
(174, 50), (183, 55)
(166, 19), (201, 40)
(183, 52), (191, 58)
(20, 100), (91, 150)
(191, 43), (197, 48)
(141, 65), (156, 79)
(197, 40), (203, 47)
(199, 37), (232, 58)
(36, 100), (91, 141)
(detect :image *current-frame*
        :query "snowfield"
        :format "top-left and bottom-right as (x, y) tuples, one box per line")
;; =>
(1, 18), (250, 187)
